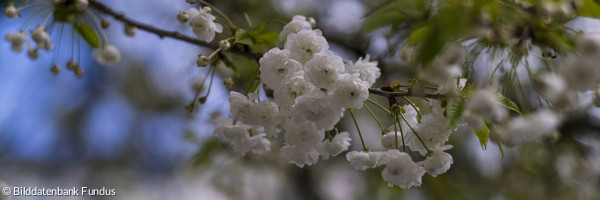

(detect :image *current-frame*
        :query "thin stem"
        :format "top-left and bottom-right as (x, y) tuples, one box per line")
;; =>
(367, 99), (391, 114)
(398, 111), (431, 154)
(368, 88), (444, 99)
(84, 9), (109, 44)
(349, 109), (368, 151)
(40, 8), (54, 27)
(394, 111), (405, 151)
(363, 103), (385, 135)
(202, 63), (218, 97)
(88, 0), (257, 59)
(393, 111), (399, 150)
(401, 97), (423, 120)
(17, 1), (49, 10)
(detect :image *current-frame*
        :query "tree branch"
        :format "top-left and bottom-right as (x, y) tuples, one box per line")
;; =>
(368, 88), (444, 99)
(88, 0), (257, 59)
(88, 0), (442, 100)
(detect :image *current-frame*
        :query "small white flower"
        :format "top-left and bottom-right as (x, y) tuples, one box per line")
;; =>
(284, 121), (324, 148)
(304, 50), (344, 90)
(188, 7), (223, 42)
(252, 100), (279, 127)
(92, 44), (121, 66)
(280, 145), (320, 167)
(31, 26), (53, 50)
(498, 110), (561, 146)
(229, 91), (255, 124)
(5, 31), (27, 52)
(537, 72), (569, 107)
(345, 55), (380, 87)
(561, 59), (597, 91)
(259, 48), (303, 88)
(332, 73), (369, 109)
(464, 90), (507, 122)
(273, 71), (316, 109)
(576, 33), (600, 59)
(419, 146), (453, 177)
(380, 150), (426, 189)
(284, 29), (329, 64)
(319, 131), (351, 160)
(213, 117), (271, 156)
(292, 91), (344, 131)
(346, 151), (379, 170)
(405, 109), (451, 156)
(279, 15), (312, 42)
(4, 4), (18, 19)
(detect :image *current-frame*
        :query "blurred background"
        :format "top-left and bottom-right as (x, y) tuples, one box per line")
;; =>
(1, 0), (600, 199)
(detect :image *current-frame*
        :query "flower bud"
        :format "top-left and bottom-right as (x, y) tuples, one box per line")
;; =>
(124, 24), (136, 36)
(75, 0), (89, 11)
(75, 67), (85, 77)
(4, 4), (18, 19)
(219, 40), (230, 50)
(196, 54), (209, 67)
(202, 6), (212, 13)
(224, 77), (234, 89)
(67, 59), (79, 71)
(185, 0), (198, 4)
(307, 17), (317, 28)
(51, 65), (60, 75)
(28, 48), (39, 60)
(101, 19), (110, 29)
(177, 11), (189, 23)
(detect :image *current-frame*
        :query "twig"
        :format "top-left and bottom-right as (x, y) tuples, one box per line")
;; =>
(368, 88), (445, 99)
(88, 0), (447, 100)
(88, 0), (257, 59)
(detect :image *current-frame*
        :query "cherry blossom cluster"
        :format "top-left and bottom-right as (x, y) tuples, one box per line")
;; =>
(213, 15), (380, 167)
(347, 101), (453, 189)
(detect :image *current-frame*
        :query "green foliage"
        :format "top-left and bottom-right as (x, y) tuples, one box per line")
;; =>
(233, 22), (280, 54)
(190, 138), (224, 167)
(472, 122), (489, 150)
(74, 22), (100, 48)
(445, 98), (464, 129)
(578, 0), (600, 18)
(365, 0), (578, 66)
(496, 93), (522, 115)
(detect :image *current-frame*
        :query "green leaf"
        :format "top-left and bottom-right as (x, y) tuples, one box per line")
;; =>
(74, 22), (100, 48)
(234, 29), (255, 45)
(496, 93), (522, 115)
(445, 98), (465, 128)
(190, 138), (223, 167)
(578, 0), (600, 19)
(472, 122), (489, 150)
(222, 51), (259, 83)
(497, 140), (505, 160)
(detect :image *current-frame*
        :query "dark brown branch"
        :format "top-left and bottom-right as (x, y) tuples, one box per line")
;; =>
(88, 0), (258, 59)
(368, 88), (444, 99)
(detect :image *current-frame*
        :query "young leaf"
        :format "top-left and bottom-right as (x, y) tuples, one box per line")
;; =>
(472, 123), (489, 150)
(577, 0), (600, 19)
(74, 22), (100, 48)
(496, 93), (522, 115)
(497, 140), (505, 160)
(234, 29), (255, 45)
(445, 98), (464, 128)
